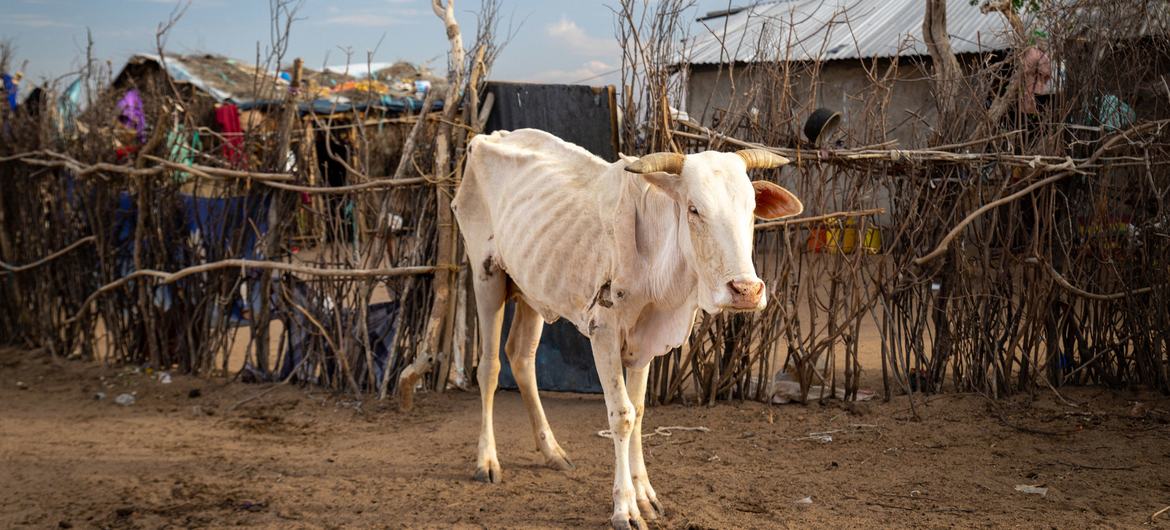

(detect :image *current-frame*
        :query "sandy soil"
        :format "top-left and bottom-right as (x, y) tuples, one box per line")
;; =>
(2, 347), (1169, 529)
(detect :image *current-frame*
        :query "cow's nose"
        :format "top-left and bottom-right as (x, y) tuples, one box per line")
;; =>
(728, 279), (764, 298)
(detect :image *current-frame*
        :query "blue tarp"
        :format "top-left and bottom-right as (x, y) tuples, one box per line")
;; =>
(179, 193), (269, 260)
(109, 190), (269, 268)
(237, 96), (443, 115)
(94, 183), (270, 321)
(277, 276), (401, 388)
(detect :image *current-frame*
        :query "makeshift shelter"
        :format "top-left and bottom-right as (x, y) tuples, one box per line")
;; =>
(109, 53), (445, 246)
(679, 0), (1170, 261)
(682, 0), (1170, 147)
(112, 53), (286, 139)
(110, 57), (274, 220)
(682, 0), (1022, 147)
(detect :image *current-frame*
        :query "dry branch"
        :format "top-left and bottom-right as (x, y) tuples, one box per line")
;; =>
(672, 122), (1133, 171)
(0, 236), (96, 273)
(914, 121), (1164, 265)
(755, 208), (886, 230)
(65, 260), (439, 325)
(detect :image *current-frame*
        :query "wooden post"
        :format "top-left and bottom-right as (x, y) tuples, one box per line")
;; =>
(254, 57), (304, 378)
(921, 1), (966, 394)
(132, 108), (170, 367)
(0, 183), (26, 342)
(368, 75), (439, 400)
(922, 0), (964, 121)
(440, 46), (487, 391)
(398, 0), (465, 411)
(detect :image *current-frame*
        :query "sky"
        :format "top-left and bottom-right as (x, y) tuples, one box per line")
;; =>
(2, 0), (736, 88)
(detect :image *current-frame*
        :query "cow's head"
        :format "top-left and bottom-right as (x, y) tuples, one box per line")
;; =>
(626, 149), (802, 313)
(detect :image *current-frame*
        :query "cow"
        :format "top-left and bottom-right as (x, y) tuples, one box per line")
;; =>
(452, 128), (803, 529)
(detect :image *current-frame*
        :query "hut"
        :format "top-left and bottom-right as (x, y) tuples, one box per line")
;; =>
(109, 53), (448, 248)
(681, 0), (1170, 148)
(112, 53), (287, 143)
(681, 0), (1024, 147)
(110, 54), (288, 257)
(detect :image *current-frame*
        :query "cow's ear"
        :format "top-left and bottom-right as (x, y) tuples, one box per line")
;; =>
(642, 172), (684, 201)
(752, 181), (803, 220)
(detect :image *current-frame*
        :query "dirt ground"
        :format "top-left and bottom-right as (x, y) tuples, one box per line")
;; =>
(2, 347), (1170, 529)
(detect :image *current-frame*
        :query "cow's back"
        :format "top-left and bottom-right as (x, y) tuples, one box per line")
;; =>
(454, 129), (618, 328)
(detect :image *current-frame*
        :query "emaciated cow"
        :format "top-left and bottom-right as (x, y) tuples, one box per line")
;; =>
(452, 128), (803, 529)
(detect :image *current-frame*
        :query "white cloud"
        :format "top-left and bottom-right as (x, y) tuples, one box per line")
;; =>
(546, 16), (616, 56)
(322, 14), (401, 27)
(0, 13), (76, 28)
(320, 8), (424, 27)
(529, 59), (616, 84)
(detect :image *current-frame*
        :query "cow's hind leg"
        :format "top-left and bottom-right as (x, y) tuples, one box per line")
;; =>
(626, 366), (663, 519)
(505, 299), (573, 471)
(471, 262), (507, 484)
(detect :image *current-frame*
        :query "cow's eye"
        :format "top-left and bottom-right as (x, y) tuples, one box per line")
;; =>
(688, 204), (700, 216)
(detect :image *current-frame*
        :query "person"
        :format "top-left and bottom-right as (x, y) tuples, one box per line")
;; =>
(1020, 43), (1054, 116)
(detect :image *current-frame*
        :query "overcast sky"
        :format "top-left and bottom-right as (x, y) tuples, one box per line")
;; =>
(3, 0), (734, 87)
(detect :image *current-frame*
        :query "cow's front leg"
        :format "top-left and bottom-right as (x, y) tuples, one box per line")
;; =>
(625, 366), (663, 520)
(592, 327), (645, 530)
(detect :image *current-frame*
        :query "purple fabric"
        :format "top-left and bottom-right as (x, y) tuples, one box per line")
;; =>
(116, 89), (147, 143)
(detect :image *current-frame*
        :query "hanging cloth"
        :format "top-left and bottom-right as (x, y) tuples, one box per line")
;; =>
(166, 124), (202, 183)
(215, 103), (245, 167)
(1091, 95), (1136, 132)
(57, 77), (82, 132)
(116, 89), (147, 143)
(1, 73), (18, 111)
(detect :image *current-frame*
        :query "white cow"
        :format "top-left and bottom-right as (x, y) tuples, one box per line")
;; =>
(452, 128), (802, 529)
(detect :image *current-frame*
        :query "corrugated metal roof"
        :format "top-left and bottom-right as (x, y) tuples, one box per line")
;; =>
(116, 54), (287, 103)
(688, 0), (1016, 65)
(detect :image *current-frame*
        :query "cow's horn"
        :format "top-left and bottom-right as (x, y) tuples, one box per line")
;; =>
(736, 149), (790, 169)
(626, 153), (685, 174)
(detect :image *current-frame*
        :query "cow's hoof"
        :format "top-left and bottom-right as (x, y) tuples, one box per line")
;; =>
(473, 462), (501, 484)
(545, 447), (575, 471)
(611, 513), (647, 530)
(638, 497), (665, 520)
(651, 499), (665, 518)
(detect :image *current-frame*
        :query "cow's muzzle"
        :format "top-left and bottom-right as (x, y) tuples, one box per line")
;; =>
(725, 278), (766, 311)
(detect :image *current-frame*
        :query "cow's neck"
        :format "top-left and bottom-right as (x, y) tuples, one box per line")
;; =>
(629, 180), (696, 308)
